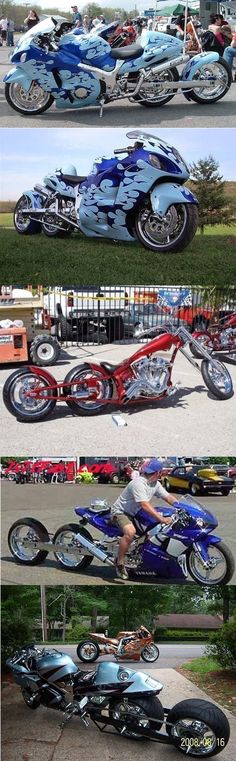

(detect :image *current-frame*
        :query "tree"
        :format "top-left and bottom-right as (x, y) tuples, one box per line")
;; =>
(189, 156), (235, 234)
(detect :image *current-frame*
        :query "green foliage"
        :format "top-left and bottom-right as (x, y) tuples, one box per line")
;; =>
(181, 656), (221, 673)
(154, 628), (211, 642)
(206, 618), (236, 669)
(189, 156), (235, 234)
(65, 617), (90, 642)
(2, 609), (35, 665)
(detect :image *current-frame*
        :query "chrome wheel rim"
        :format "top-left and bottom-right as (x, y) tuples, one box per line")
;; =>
(192, 63), (228, 100)
(54, 529), (85, 567)
(189, 546), (227, 584)
(172, 718), (217, 755)
(206, 361), (232, 396)
(79, 643), (98, 660)
(14, 195), (32, 232)
(142, 644), (158, 661)
(9, 82), (50, 112)
(9, 526), (41, 561)
(70, 370), (111, 411)
(137, 204), (187, 249)
(42, 201), (61, 234)
(139, 70), (177, 103)
(9, 374), (52, 417)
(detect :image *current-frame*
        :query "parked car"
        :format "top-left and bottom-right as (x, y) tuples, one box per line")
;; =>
(77, 459), (130, 485)
(228, 465), (236, 480)
(162, 465), (234, 496)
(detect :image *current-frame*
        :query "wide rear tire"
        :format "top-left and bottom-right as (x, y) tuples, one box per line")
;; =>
(166, 698), (230, 756)
(185, 58), (232, 104)
(109, 695), (164, 739)
(8, 517), (49, 565)
(63, 364), (113, 416)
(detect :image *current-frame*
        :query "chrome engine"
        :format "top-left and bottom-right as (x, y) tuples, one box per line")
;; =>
(219, 328), (236, 347)
(124, 357), (171, 400)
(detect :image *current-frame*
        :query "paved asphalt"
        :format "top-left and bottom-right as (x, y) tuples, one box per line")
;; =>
(52, 642), (207, 669)
(0, 47), (236, 128)
(1, 481), (236, 585)
(2, 668), (235, 761)
(0, 344), (236, 456)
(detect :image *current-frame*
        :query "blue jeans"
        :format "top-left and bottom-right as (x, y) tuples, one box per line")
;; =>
(223, 46), (236, 70)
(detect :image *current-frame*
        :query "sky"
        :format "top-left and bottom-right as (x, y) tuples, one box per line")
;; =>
(0, 127), (235, 201)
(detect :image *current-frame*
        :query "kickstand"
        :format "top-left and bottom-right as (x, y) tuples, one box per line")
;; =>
(99, 98), (105, 118)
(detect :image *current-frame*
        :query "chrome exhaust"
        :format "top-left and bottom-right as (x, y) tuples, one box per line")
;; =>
(146, 55), (189, 76)
(74, 532), (114, 565)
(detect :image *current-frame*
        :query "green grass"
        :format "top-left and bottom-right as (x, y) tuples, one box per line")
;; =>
(181, 656), (221, 674)
(0, 213), (12, 228)
(0, 225), (236, 285)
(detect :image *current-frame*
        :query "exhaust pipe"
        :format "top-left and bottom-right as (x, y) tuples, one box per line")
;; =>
(146, 55), (189, 77)
(75, 531), (114, 565)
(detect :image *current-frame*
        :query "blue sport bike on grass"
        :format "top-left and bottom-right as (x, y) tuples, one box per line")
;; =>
(4, 16), (231, 116)
(8, 495), (235, 585)
(12, 130), (198, 253)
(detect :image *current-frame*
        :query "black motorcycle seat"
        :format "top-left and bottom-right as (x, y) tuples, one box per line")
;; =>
(110, 44), (143, 60)
(60, 174), (86, 186)
(100, 362), (117, 373)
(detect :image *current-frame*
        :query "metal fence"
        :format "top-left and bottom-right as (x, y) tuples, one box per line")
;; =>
(42, 285), (236, 346)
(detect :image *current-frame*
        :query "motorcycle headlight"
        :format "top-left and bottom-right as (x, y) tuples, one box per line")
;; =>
(20, 53), (27, 63)
(196, 518), (205, 528)
(148, 154), (162, 170)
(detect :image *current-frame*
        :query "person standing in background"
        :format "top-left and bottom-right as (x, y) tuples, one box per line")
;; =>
(24, 10), (40, 30)
(71, 6), (82, 27)
(7, 19), (14, 47)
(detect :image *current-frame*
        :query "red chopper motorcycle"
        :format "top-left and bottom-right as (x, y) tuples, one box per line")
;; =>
(3, 323), (234, 422)
(77, 625), (159, 663)
(191, 312), (236, 360)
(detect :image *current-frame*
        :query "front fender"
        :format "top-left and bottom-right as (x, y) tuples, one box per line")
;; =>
(4, 66), (32, 91)
(182, 51), (219, 81)
(28, 365), (57, 386)
(150, 182), (198, 218)
(194, 536), (221, 563)
(20, 190), (44, 209)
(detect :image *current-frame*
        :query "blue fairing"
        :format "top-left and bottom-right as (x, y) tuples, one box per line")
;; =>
(182, 51), (219, 80)
(151, 183), (197, 218)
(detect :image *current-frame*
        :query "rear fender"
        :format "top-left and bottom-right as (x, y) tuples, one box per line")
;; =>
(4, 67), (32, 91)
(150, 182), (198, 218)
(20, 190), (44, 209)
(182, 51), (219, 81)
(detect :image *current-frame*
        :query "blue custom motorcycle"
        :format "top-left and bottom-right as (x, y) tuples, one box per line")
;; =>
(7, 495), (235, 585)
(12, 130), (198, 253)
(4, 17), (231, 116)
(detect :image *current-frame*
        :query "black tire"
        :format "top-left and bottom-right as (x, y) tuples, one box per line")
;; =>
(189, 482), (200, 496)
(56, 315), (73, 342)
(63, 364), (113, 416)
(141, 644), (160, 662)
(5, 83), (54, 115)
(201, 359), (234, 400)
(166, 698), (230, 756)
(14, 195), (42, 235)
(164, 478), (172, 492)
(110, 473), (120, 485)
(135, 67), (179, 107)
(187, 541), (235, 586)
(29, 335), (60, 367)
(185, 58), (232, 105)
(3, 367), (57, 422)
(109, 695), (164, 739)
(134, 203), (198, 254)
(221, 489), (230, 496)
(105, 316), (124, 342)
(77, 640), (100, 662)
(8, 517), (49, 565)
(53, 524), (93, 571)
(21, 688), (40, 709)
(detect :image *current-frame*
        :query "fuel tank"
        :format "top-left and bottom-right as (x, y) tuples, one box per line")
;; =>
(36, 651), (78, 683)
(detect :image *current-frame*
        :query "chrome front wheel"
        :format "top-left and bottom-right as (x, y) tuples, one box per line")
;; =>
(5, 82), (53, 115)
(201, 359), (234, 399)
(135, 203), (198, 253)
(187, 542), (235, 585)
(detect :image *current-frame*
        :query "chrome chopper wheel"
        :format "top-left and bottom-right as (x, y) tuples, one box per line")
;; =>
(201, 359), (233, 399)
(14, 195), (41, 234)
(3, 368), (57, 421)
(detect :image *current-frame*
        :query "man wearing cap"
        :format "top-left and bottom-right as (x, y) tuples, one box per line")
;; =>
(71, 6), (82, 27)
(110, 459), (177, 580)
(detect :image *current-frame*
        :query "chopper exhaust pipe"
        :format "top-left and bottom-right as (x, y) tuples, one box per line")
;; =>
(75, 531), (114, 565)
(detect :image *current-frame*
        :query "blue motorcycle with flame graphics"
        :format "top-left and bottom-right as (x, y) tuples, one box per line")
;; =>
(12, 130), (198, 253)
(4, 17), (231, 116)
(7, 497), (235, 585)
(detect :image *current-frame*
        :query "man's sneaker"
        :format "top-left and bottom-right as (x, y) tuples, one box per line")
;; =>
(115, 563), (128, 581)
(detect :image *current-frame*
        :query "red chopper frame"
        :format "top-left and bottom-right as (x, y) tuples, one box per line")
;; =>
(3, 323), (234, 422)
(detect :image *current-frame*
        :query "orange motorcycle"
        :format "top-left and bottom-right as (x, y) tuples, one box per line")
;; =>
(77, 625), (159, 663)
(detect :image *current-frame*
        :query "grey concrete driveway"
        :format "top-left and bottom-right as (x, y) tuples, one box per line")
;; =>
(0, 343), (236, 456)
(0, 47), (236, 128)
(2, 668), (235, 761)
(1, 482), (236, 585)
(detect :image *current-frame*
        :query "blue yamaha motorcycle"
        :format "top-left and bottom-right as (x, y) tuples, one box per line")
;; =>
(12, 130), (198, 253)
(7, 495), (235, 585)
(6, 644), (230, 756)
(4, 16), (231, 116)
